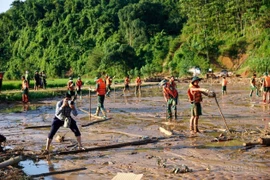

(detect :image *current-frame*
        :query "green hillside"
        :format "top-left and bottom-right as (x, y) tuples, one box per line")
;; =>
(0, 0), (270, 79)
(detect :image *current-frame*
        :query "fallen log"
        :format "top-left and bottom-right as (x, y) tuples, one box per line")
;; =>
(57, 138), (158, 155)
(24, 125), (51, 129)
(258, 137), (270, 146)
(159, 127), (173, 136)
(243, 142), (260, 146)
(96, 129), (143, 138)
(81, 118), (110, 127)
(79, 107), (90, 115)
(243, 138), (270, 146)
(0, 156), (23, 169)
(30, 167), (87, 178)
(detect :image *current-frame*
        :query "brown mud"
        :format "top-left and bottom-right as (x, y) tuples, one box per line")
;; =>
(0, 78), (270, 179)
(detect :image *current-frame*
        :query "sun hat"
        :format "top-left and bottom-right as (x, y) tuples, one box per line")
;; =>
(191, 76), (202, 84)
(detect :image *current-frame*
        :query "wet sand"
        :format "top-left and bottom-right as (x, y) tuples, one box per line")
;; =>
(0, 78), (270, 179)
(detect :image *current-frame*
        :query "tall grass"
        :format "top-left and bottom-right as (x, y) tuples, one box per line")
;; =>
(0, 78), (125, 102)
(1, 78), (124, 91)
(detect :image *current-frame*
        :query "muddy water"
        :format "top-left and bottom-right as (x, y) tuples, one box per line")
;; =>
(1, 79), (270, 179)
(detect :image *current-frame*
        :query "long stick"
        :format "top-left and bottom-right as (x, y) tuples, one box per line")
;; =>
(89, 87), (91, 121)
(30, 167), (87, 178)
(214, 96), (231, 134)
(114, 81), (116, 103)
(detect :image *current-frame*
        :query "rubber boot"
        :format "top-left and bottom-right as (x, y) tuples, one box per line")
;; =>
(94, 107), (100, 116)
(167, 113), (172, 121)
(101, 108), (107, 119)
(194, 117), (200, 133)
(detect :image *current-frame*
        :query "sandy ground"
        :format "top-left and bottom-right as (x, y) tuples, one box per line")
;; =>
(0, 78), (270, 180)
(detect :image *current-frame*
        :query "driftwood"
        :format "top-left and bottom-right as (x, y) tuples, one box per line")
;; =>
(79, 107), (90, 115)
(243, 142), (260, 146)
(81, 118), (110, 127)
(243, 138), (270, 147)
(159, 127), (173, 136)
(30, 167), (87, 178)
(57, 138), (158, 155)
(97, 130), (143, 138)
(24, 125), (51, 129)
(258, 137), (270, 146)
(0, 156), (23, 169)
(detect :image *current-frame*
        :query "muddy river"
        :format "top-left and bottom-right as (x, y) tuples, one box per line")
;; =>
(0, 78), (270, 179)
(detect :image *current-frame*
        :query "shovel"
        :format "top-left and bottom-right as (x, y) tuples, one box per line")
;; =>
(214, 96), (231, 134)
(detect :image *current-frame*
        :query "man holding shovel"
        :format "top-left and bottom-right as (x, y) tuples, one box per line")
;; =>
(45, 93), (83, 152)
(161, 76), (178, 120)
(188, 76), (215, 134)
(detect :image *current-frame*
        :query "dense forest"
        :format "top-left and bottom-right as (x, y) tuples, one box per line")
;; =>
(0, 0), (270, 80)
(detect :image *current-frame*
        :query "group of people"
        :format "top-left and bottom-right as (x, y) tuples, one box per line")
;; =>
(249, 72), (270, 104)
(44, 71), (270, 152)
(34, 70), (47, 90)
(21, 70), (47, 104)
(160, 76), (215, 134)
(45, 73), (143, 152)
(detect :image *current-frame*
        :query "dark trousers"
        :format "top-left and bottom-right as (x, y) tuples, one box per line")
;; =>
(48, 116), (81, 139)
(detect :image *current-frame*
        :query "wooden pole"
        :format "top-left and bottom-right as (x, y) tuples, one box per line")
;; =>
(214, 96), (231, 134)
(0, 156), (23, 169)
(114, 80), (116, 103)
(24, 125), (51, 129)
(89, 86), (91, 121)
(56, 138), (158, 155)
(30, 167), (87, 178)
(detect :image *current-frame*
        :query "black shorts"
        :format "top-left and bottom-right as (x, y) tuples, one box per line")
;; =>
(124, 84), (129, 90)
(264, 87), (270, 92)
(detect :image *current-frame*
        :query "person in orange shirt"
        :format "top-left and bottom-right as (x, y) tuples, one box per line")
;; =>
(135, 76), (142, 96)
(123, 75), (130, 94)
(262, 72), (270, 104)
(92, 73), (107, 118)
(21, 76), (29, 103)
(221, 76), (228, 95)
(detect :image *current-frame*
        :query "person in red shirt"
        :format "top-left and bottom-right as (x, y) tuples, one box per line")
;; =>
(76, 76), (83, 99)
(187, 76), (215, 134)
(160, 76), (178, 120)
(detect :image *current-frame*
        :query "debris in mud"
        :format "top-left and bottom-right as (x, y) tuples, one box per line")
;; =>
(171, 164), (192, 174)
(0, 166), (30, 180)
(211, 133), (233, 142)
(55, 134), (65, 142)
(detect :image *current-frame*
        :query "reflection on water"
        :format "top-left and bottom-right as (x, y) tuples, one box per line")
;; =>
(19, 159), (60, 180)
